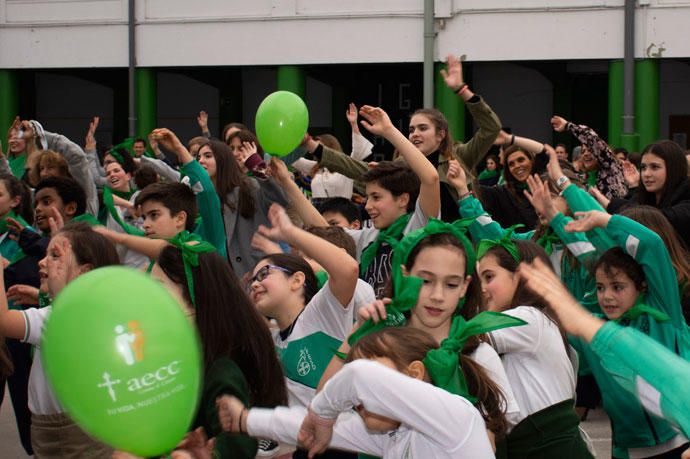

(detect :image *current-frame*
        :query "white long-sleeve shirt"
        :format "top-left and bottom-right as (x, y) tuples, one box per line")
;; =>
(248, 359), (494, 458)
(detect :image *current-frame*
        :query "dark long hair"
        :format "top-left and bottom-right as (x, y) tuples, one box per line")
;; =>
(158, 246), (287, 407)
(347, 327), (509, 436)
(0, 173), (34, 224)
(59, 222), (120, 268)
(502, 146), (534, 200)
(205, 140), (256, 219)
(639, 140), (689, 207)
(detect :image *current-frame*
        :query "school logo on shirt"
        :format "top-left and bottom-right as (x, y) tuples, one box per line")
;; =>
(297, 347), (314, 377)
(114, 321), (145, 366)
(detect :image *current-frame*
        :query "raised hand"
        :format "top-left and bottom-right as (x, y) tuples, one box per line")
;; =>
(7, 284), (39, 305)
(149, 128), (187, 158)
(358, 106), (394, 137)
(564, 210), (611, 233)
(346, 103), (358, 125)
(550, 116), (568, 133)
(622, 160), (640, 188)
(85, 116), (99, 150)
(356, 298), (390, 326)
(257, 204), (296, 243)
(545, 144), (566, 184)
(439, 54), (465, 92)
(524, 174), (557, 222)
(446, 159), (469, 194)
(196, 111), (209, 133)
(268, 157), (291, 183)
(48, 206), (65, 236)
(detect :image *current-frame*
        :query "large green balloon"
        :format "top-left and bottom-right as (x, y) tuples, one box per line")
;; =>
(41, 266), (202, 457)
(255, 90), (309, 156)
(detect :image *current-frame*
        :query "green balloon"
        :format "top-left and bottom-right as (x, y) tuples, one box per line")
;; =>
(255, 90), (309, 156)
(41, 266), (202, 457)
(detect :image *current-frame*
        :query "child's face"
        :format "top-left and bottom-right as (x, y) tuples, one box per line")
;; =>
(477, 254), (519, 312)
(641, 153), (667, 195)
(38, 235), (84, 298)
(196, 145), (217, 180)
(34, 187), (71, 232)
(506, 151), (533, 183)
(365, 182), (409, 229)
(408, 114), (444, 155)
(595, 266), (639, 320)
(0, 181), (19, 218)
(407, 245), (470, 338)
(248, 260), (298, 317)
(228, 137), (249, 173)
(322, 210), (358, 229)
(105, 162), (131, 192)
(141, 200), (185, 239)
(486, 159), (496, 171)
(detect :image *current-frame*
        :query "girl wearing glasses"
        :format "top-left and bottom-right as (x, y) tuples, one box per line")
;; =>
(247, 204), (359, 414)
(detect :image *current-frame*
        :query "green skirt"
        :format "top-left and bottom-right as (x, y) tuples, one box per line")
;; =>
(501, 399), (593, 459)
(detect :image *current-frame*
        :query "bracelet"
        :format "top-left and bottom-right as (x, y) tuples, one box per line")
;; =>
(556, 175), (570, 189)
(455, 83), (468, 95)
(510, 134), (515, 146)
(458, 190), (472, 201)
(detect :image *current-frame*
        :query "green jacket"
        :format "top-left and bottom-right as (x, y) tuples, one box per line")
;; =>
(318, 95), (501, 200)
(572, 215), (690, 455)
(194, 358), (258, 458)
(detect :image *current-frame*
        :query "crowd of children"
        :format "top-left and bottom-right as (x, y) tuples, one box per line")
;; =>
(1, 54), (690, 459)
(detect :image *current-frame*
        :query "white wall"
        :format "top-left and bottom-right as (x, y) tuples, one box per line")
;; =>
(2, 0), (690, 69)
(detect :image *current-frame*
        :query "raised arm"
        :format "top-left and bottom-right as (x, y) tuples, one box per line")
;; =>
(268, 157), (327, 227)
(258, 204), (357, 307)
(359, 105), (440, 219)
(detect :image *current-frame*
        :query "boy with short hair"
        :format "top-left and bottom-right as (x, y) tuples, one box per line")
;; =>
(317, 197), (362, 230)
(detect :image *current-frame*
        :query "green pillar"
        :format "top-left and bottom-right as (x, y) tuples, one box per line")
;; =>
(608, 60), (639, 152)
(0, 70), (19, 135)
(277, 66), (306, 99)
(434, 62), (465, 142)
(135, 68), (157, 139)
(635, 59), (660, 149)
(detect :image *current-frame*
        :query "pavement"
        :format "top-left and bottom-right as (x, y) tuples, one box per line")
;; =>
(1, 386), (613, 458)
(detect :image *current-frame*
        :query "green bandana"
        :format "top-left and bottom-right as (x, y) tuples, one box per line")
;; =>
(615, 295), (671, 324)
(72, 213), (101, 227)
(477, 169), (498, 181)
(167, 231), (216, 307)
(359, 213), (412, 276)
(477, 224), (524, 262)
(9, 154), (27, 179)
(424, 312), (526, 402)
(535, 228), (561, 256)
(586, 170), (597, 188)
(315, 270), (329, 290)
(102, 187), (144, 236)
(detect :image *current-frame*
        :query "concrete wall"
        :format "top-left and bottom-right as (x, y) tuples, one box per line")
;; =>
(2, 0), (690, 69)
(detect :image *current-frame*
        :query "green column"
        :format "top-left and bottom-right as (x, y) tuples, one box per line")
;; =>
(608, 60), (639, 152)
(0, 70), (19, 136)
(135, 68), (157, 139)
(635, 59), (660, 149)
(434, 62), (465, 142)
(277, 66), (306, 99)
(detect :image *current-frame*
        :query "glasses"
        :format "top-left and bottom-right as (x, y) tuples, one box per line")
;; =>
(245, 264), (293, 292)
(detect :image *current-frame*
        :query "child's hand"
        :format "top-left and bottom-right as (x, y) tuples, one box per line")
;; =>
(346, 103), (358, 125)
(237, 141), (257, 164)
(251, 232), (283, 256)
(48, 206), (65, 236)
(446, 159), (468, 194)
(550, 115), (568, 133)
(359, 106), (394, 138)
(257, 204), (296, 243)
(544, 144), (566, 184)
(588, 186), (610, 209)
(5, 217), (25, 240)
(622, 160), (640, 188)
(7, 284), (39, 305)
(298, 409), (335, 458)
(173, 427), (215, 459)
(93, 225), (126, 244)
(439, 54), (465, 92)
(564, 210), (611, 233)
(268, 157), (292, 183)
(216, 395), (246, 433)
(356, 298), (390, 326)
(524, 174), (557, 223)
(150, 128), (186, 157)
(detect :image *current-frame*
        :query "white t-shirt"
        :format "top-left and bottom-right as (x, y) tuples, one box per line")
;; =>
(469, 341), (522, 430)
(22, 306), (63, 415)
(488, 306), (576, 424)
(311, 169), (354, 200)
(352, 279), (376, 317)
(248, 360), (494, 458)
(273, 281), (355, 408)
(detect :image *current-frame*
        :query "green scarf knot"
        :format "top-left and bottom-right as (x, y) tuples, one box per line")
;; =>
(477, 224), (524, 262)
(424, 312), (527, 402)
(535, 228), (561, 256)
(102, 187), (144, 236)
(359, 213), (412, 276)
(615, 295), (671, 324)
(167, 231), (216, 307)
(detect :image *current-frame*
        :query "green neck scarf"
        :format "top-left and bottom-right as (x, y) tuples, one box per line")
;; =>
(72, 213), (101, 227)
(315, 270), (329, 290)
(477, 169), (498, 181)
(8, 154), (27, 179)
(615, 295), (671, 324)
(0, 210), (28, 235)
(359, 212), (412, 276)
(167, 231), (216, 308)
(586, 170), (598, 188)
(535, 227), (561, 256)
(477, 225), (524, 262)
(102, 187), (144, 236)
(424, 312), (526, 402)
